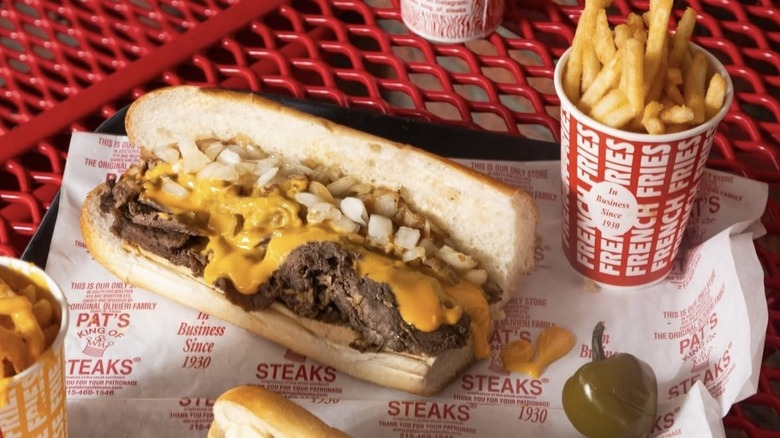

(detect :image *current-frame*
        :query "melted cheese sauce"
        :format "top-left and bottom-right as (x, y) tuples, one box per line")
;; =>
(140, 163), (491, 359)
(0, 296), (45, 359)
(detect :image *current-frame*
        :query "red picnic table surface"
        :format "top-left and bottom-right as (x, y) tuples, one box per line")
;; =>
(0, 0), (777, 435)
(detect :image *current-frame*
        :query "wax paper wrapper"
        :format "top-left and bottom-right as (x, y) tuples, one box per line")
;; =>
(46, 132), (767, 437)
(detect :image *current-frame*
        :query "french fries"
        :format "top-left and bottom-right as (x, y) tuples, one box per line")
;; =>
(562, 0), (729, 133)
(564, 0), (607, 103)
(0, 278), (59, 377)
(705, 73), (727, 120)
(622, 38), (645, 118)
(641, 101), (665, 134)
(594, 11), (616, 64)
(578, 50), (622, 114)
(684, 50), (708, 124)
(643, 0), (672, 87)
(669, 7), (697, 68)
(582, 44), (601, 92)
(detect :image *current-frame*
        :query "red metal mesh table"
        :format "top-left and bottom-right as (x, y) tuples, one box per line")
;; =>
(0, 0), (778, 435)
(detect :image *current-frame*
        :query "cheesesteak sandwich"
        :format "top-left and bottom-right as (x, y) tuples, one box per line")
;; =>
(80, 85), (538, 395)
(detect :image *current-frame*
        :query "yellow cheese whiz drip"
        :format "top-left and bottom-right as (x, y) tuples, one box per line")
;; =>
(141, 162), (492, 359)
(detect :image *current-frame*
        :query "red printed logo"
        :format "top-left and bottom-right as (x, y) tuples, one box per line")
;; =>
(255, 362), (337, 383)
(75, 312), (129, 357)
(560, 109), (718, 288)
(82, 334), (114, 357)
(460, 374), (544, 397)
(667, 344), (732, 398)
(387, 401), (471, 421)
(652, 408), (679, 435)
(67, 358), (137, 375)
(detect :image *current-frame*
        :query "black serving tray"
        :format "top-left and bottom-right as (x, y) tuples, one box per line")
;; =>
(21, 93), (560, 268)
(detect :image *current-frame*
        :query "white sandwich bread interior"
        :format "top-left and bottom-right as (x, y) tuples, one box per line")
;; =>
(80, 85), (538, 395)
(208, 385), (349, 438)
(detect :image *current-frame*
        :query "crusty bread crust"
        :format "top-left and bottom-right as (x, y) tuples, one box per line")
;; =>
(81, 186), (475, 396)
(208, 386), (350, 438)
(81, 85), (539, 395)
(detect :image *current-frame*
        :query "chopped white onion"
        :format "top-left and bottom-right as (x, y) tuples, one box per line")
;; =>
(340, 197), (368, 226)
(463, 269), (488, 286)
(402, 246), (426, 263)
(399, 206), (425, 229)
(226, 144), (249, 159)
(368, 214), (393, 241)
(307, 202), (342, 224)
(197, 162), (238, 181)
(349, 183), (372, 196)
(161, 137), (486, 277)
(308, 181), (334, 203)
(243, 144), (267, 160)
(374, 191), (399, 217)
(236, 162), (257, 176)
(178, 137), (211, 172)
(294, 192), (324, 208)
(437, 245), (478, 271)
(419, 238), (438, 255)
(327, 176), (357, 197)
(216, 148), (243, 166)
(155, 147), (180, 164)
(309, 165), (336, 184)
(202, 140), (224, 161)
(160, 178), (189, 198)
(255, 166), (279, 187)
(254, 157), (280, 176)
(329, 216), (360, 234)
(394, 226), (420, 250)
(285, 162), (313, 176)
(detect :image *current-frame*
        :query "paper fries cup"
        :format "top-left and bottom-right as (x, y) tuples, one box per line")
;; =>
(0, 257), (68, 437)
(554, 45), (733, 290)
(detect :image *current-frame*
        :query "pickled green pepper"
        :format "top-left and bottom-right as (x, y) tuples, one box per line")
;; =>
(562, 322), (658, 438)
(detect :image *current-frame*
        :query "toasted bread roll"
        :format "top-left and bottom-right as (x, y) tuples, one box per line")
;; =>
(209, 385), (349, 438)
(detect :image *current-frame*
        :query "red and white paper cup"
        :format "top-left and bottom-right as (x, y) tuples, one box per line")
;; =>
(554, 46), (734, 290)
(400, 0), (505, 43)
(0, 257), (69, 437)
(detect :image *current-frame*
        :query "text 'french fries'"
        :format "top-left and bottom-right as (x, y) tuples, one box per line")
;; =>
(563, 0), (728, 134)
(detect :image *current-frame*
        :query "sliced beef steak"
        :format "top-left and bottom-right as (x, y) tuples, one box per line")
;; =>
(228, 242), (470, 356)
(100, 172), (208, 277)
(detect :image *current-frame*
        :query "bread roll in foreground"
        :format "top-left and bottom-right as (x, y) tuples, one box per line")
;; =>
(209, 385), (349, 438)
(81, 86), (538, 395)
